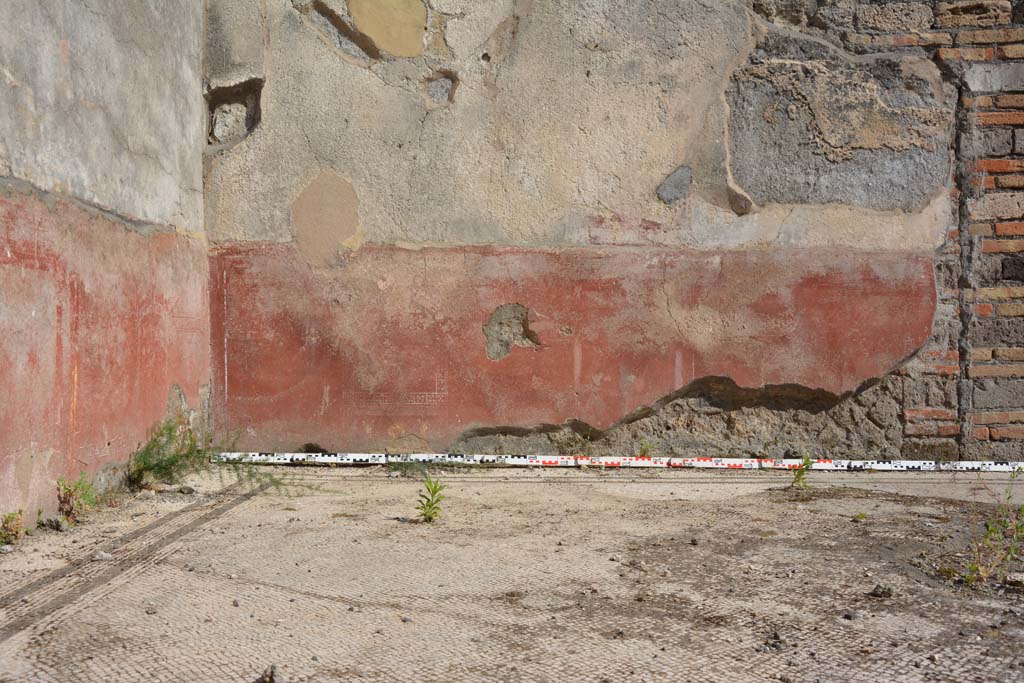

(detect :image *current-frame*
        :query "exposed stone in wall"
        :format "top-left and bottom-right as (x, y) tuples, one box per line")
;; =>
(207, 78), (265, 149)
(757, 1), (819, 24)
(859, 3), (936, 32)
(656, 167), (692, 205)
(421, 70), (458, 108)
(935, 1), (1012, 28)
(728, 29), (954, 211)
(950, 20), (1024, 458)
(455, 374), (958, 459)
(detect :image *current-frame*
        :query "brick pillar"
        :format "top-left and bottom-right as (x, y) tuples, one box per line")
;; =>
(946, 19), (1024, 457)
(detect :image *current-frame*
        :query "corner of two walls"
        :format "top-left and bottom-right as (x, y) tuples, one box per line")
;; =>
(2, 0), (1020, 517)
(0, 0), (210, 515)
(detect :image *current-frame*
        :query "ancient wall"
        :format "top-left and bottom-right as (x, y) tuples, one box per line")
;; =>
(956, 6), (1024, 458)
(0, 0), (210, 513)
(204, 0), (1022, 459)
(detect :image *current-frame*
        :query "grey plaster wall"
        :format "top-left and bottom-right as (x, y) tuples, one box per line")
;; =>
(0, 0), (204, 231)
(205, 0), (954, 253)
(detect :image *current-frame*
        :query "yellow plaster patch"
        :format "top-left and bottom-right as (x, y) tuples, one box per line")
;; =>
(292, 170), (363, 268)
(348, 0), (427, 58)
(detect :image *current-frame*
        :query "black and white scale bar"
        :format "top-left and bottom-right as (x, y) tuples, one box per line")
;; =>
(214, 453), (1024, 473)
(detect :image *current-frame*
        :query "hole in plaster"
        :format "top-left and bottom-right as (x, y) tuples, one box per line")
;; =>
(421, 70), (459, 109)
(206, 78), (264, 147)
(483, 304), (541, 361)
(481, 52), (491, 62)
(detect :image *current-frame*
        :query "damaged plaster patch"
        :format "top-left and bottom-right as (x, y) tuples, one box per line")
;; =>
(451, 373), (951, 460)
(293, 170), (362, 268)
(421, 71), (458, 109)
(207, 78), (263, 147)
(483, 304), (540, 361)
(727, 30), (954, 212)
(347, 0), (427, 58)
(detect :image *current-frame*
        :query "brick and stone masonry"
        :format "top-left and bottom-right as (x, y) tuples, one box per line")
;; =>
(954, 16), (1024, 458)
(206, 0), (1024, 460)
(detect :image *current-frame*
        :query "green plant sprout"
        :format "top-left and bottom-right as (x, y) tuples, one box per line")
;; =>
(56, 473), (96, 524)
(416, 476), (447, 523)
(791, 454), (813, 491)
(963, 467), (1024, 586)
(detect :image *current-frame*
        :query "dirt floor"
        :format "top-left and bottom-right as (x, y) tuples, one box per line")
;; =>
(1, 467), (1023, 682)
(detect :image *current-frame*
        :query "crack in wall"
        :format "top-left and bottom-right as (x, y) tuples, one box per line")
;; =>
(294, 0), (381, 63)
(0, 177), (184, 238)
(953, 73), (976, 460)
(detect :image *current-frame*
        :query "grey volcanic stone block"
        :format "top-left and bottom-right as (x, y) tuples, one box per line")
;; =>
(727, 31), (954, 211)
(974, 379), (1024, 410)
(656, 166), (692, 204)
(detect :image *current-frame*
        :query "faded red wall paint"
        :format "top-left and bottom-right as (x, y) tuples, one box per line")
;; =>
(211, 242), (936, 452)
(0, 187), (210, 513)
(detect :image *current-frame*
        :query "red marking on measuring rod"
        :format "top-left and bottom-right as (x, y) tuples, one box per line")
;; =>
(215, 453), (1024, 473)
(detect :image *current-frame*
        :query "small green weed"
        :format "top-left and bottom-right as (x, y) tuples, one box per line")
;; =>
(962, 468), (1024, 586)
(852, 512), (868, 522)
(790, 454), (813, 491)
(125, 416), (208, 489)
(126, 415), (301, 495)
(1, 509), (24, 545)
(56, 473), (96, 525)
(416, 476), (447, 523)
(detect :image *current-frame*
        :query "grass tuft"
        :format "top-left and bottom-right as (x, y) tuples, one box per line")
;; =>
(56, 474), (96, 525)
